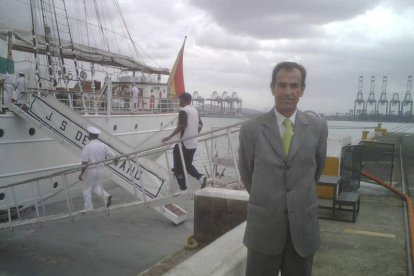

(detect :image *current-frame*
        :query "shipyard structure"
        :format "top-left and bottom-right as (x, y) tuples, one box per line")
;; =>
(351, 75), (413, 122)
(191, 91), (243, 116)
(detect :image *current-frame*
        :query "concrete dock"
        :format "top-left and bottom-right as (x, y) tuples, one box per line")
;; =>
(155, 132), (412, 276)
(313, 132), (409, 276)
(0, 183), (195, 276)
(1, 132), (413, 275)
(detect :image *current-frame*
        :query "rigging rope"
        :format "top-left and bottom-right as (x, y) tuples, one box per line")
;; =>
(39, 0), (56, 86)
(51, 0), (68, 88)
(92, 0), (110, 55)
(29, 0), (41, 89)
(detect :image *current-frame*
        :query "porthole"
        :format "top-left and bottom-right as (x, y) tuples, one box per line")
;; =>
(134, 124), (138, 130)
(53, 182), (58, 188)
(0, 193), (5, 200)
(29, 128), (36, 136)
(0, 129), (4, 137)
(113, 125), (117, 131)
(160, 122), (163, 128)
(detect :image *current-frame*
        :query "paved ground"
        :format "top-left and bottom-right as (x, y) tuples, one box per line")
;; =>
(315, 193), (406, 276)
(0, 183), (196, 276)
(312, 132), (413, 276)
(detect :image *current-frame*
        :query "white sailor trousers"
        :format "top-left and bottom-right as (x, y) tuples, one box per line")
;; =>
(4, 84), (14, 105)
(82, 167), (110, 210)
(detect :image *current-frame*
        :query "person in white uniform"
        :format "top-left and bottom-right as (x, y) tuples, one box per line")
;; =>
(3, 72), (14, 105)
(79, 127), (115, 210)
(131, 85), (139, 112)
(15, 72), (27, 104)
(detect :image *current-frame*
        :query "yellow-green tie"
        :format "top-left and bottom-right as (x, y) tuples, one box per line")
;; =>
(283, 119), (293, 156)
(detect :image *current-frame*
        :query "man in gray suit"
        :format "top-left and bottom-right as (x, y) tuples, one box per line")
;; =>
(239, 61), (328, 276)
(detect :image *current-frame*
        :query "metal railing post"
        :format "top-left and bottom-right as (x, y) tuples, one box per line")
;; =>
(210, 131), (216, 182)
(11, 186), (21, 220)
(135, 155), (147, 206)
(128, 156), (140, 200)
(204, 140), (214, 178)
(62, 173), (74, 222)
(36, 180), (46, 217)
(226, 128), (241, 184)
(31, 181), (41, 224)
(5, 187), (12, 227)
(164, 151), (175, 194)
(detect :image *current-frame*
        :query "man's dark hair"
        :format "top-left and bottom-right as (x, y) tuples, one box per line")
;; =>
(180, 92), (192, 102)
(271, 62), (306, 88)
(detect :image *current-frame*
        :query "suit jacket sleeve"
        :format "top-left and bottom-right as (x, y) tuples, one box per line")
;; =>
(238, 122), (255, 193)
(315, 120), (328, 181)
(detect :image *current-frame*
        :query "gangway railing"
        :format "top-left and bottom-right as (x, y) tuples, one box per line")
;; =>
(7, 94), (182, 223)
(0, 120), (243, 230)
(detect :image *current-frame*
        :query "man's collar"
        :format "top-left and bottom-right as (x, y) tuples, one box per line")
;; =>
(274, 107), (297, 125)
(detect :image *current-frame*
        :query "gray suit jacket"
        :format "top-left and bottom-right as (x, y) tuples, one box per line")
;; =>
(238, 109), (328, 257)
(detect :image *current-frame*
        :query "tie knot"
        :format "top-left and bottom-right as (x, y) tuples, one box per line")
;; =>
(283, 118), (292, 127)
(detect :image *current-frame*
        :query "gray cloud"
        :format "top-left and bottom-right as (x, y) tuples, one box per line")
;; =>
(188, 0), (380, 39)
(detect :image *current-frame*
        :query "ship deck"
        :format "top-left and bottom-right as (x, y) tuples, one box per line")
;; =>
(1, 132), (413, 276)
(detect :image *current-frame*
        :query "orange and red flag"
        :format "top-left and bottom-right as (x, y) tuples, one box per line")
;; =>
(168, 37), (186, 97)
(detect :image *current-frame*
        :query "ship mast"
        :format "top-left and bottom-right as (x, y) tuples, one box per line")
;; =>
(39, 0), (56, 87)
(51, 0), (68, 87)
(29, 0), (41, 90)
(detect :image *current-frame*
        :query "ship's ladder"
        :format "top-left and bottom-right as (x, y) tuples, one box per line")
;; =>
(7, 94), (185, 224)
(0, 104), (243, 230)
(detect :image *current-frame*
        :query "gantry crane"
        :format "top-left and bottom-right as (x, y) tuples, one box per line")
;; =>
(192, 91), (205, 110)
(377, 76), (388, 115)
(353, 76), (365, 118)
(401, 76), (413, 116)
(389, 92), (401, 116)
(366, 76), (377, 115)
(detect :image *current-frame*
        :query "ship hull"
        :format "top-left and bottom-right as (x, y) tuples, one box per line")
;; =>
(0, 112), (176, 187)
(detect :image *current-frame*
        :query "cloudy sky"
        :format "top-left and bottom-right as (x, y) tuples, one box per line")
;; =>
(120, 0), (414, 114)
(2, 0), (414, 114)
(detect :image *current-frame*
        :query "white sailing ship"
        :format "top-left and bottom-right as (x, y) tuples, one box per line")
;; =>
(0, 0), (186, 213)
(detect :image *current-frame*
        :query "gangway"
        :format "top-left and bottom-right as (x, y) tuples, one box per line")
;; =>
(0, 112), (243, 230)
(7, 94), (187, 224)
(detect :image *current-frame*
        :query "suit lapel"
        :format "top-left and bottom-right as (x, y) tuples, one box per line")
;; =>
(261, 110), (286, 160)
(287, 110), (309, 162)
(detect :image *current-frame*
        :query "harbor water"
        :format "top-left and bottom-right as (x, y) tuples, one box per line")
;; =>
(188, 117), (414, 182)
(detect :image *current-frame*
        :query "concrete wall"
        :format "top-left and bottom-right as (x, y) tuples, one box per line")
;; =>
(164, 222), (247, 276)
(164, 188), (249, 276)
(194, 188), (249, 245)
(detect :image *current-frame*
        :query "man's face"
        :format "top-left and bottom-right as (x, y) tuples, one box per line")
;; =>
(271, 68), (305, 117)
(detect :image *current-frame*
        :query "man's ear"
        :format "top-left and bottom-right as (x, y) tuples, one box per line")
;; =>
(299, 84), (306, 97)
